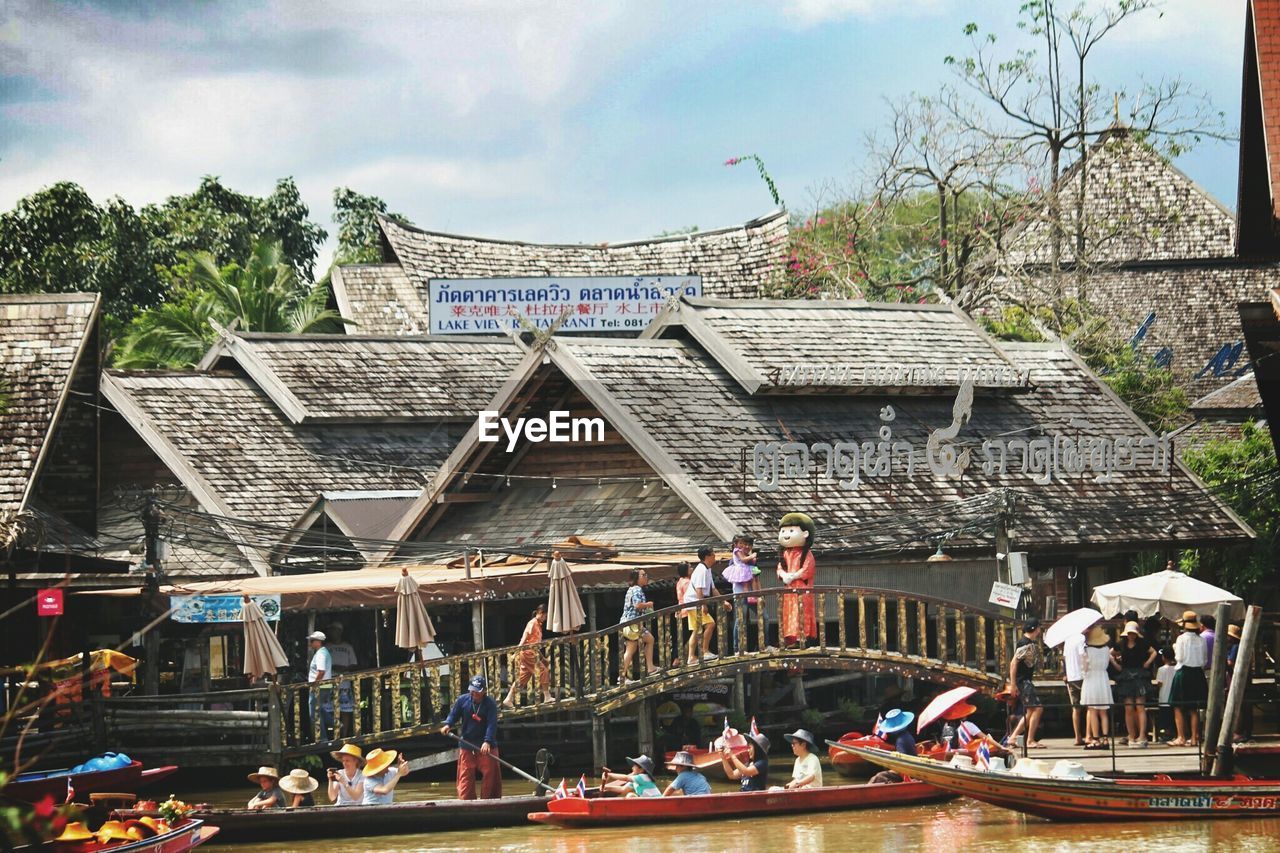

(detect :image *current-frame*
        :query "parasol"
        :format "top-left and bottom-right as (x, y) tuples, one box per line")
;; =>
(394, 568), (437, 654)
(1090, 569), (1244, 620)
(242, 594), (289, 679)
(917, 686), (976, 733)
(545, 550), (586, 634)
(1044, 607), (1104, 649)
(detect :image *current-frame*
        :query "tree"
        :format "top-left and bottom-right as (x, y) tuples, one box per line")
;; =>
(331, 187), (407, 266)
(114, 240), (346, 369)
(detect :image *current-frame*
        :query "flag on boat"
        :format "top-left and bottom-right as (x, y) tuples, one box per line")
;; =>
(724, 716), (731, 738)
(958, 721), (979, 746)
(750, 716), (761, 738)
(976, 741), (991, 770)
(872, 714), (883, 736)
(576, 774), (588, 797)
(554, 779), (568, 799)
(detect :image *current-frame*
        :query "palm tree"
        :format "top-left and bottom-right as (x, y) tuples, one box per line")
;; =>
(115, 239), (346, 368)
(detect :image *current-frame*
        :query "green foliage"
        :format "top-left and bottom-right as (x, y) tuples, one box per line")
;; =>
(837, 698), (864, 721)
(724, 155), (783, 209)
(799, 707), (825, 731)
(115, 239), (347, 369)
(331, 187), (406, 266)
(978, 306), (1045, 342)
(726, 709), (748, 732)
(1179, 421), (1279, 596)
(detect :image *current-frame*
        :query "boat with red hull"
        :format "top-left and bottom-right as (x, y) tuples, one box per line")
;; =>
(828, 732), (892, 778)
(528, 780), (953, 827)
(42, 818), (216, 852)
(836, 744), (1280, 822)
(2, 763), (178, 804)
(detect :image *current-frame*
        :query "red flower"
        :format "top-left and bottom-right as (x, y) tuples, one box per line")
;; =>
(34, 795), (56, 819)
(724, 157), (741, 166)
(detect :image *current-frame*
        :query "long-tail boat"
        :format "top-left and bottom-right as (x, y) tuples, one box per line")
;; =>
(833, 743), (1280, 822)
(3, 762), (177, 804)
(37, 818), (216, 852)
(828, 732), (892, 778)
(527, 780), (952, 827)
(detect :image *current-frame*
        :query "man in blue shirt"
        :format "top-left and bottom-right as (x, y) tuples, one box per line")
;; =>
(663, 751), (712, 795)
(441, 675), (502, 799)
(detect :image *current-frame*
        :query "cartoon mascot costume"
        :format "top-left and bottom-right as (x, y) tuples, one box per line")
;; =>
(776, 511), (817, 647)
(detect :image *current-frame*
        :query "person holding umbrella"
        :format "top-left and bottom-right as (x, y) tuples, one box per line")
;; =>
(441, 675), (502, 799)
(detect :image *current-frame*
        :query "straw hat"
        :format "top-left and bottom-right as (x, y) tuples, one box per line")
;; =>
(1227, 623), (1242, 640)
(783, 728), (820, 751)
(280, 768), (319, 795)
(1181, 610), (1200, 629)
(331, 743), (365, 765)
(1122, 621), (1142, 638)
(248, 766), (280, 784)
(878, 710), (915, 736)
(744, 731), (771, 756)
(626, 754), (656, 776)
(363, 748), (398, 777)
(667, 750), (697, 770)
(124, 818), (160, 840)
(1086, 624), (1109, 645)
(942, 702), (977, 721)
(95, 820), (133, 843)
(54, 822), (95, 842)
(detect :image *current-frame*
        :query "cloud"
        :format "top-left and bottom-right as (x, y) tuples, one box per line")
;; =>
(1107, 0), (1244, 57)
(782, 0), (949, 27)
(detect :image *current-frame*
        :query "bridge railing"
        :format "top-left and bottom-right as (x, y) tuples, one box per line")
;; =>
(276, 585), (1018, 752)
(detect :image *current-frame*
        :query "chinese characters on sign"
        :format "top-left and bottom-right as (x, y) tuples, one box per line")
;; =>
(427, 275), (702, 334)
(170, 594), (282, 623)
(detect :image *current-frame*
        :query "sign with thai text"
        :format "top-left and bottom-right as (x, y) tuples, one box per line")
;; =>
(36, 588), (63, 617)
(170, 594), (281, 623)
(767, 364), (1031, 388)
(988, 581), (1022, 609)
(427, 276), (702, 334)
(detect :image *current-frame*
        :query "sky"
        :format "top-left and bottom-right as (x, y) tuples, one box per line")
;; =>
(0, 1), (1251, 268)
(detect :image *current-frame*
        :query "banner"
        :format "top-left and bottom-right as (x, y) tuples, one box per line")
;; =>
(170, 594), (282, 623)
(427, 275), (702, 334)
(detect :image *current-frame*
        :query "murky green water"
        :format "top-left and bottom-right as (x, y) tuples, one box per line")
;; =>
(182, 778), (1280, 852)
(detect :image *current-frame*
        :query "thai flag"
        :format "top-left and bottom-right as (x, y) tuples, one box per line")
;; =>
(724, 716), (732, 738)
(958, 721), (975, 746)
(872, 714), (883, 736)
(976, 741), (991, 770)
(575, 774), (588, 797)
(750, 716), (761, 739)
(554, 779), (568, 799)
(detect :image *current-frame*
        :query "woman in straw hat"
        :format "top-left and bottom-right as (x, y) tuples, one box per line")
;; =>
(360, 748), (410, 805)
(246, 766), (285, 809)
(327, 743), (365, 806)
(280, 769), (319, 808)
(1080, 624), (1117, 749)
(1112, 620), (1157, 748)
(1168, 610), (1208, 746)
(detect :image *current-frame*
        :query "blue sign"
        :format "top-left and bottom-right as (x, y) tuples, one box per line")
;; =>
(170, 594), (281, 623)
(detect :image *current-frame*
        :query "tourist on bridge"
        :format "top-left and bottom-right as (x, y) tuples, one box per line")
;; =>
(1006, 619), (1045, 749)
(878, 710), (916, 756)
(776, 513), (817, 648)
(722, 534), (759, 654)
(720, 728), (769, 791)
(1113, 621), (1157, 748)
(305, 631), (334, 740)
(618, 569), (660, 684)
(664, 751), (712, 796)
(683, 546), (722, 665)
(503, 604), (554, 708)
(442, 675), (503, 799)
(1168, 610), (1208, 747)
(327, 743), (365, 806)
(246, 766), (284, 810)
(280, 769), (318, 808)
(1062, 625), (1086, 747)
(360, 748), (409, 804)
(1082, 624), (1117, 749)
(780, 729), (822, 789)
(601, 755), (662, 798)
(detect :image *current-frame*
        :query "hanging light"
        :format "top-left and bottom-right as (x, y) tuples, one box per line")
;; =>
(927, 542), (952, 562)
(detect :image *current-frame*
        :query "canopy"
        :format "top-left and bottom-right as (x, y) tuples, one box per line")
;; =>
(917, 686), (976, 733)
(1090, 569), (1244, 620)
(545, 553), (586, 633)
(243, 595), (289, 679)
(394, 568), (436, 650)
(1044, 608), (1103, 649)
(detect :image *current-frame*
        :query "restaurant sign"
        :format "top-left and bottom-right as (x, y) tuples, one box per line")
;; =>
(427, 276), (702, 334)
(170, 594), (282, 623)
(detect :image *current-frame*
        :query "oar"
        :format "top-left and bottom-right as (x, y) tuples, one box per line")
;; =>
(442, 731), (557, 794)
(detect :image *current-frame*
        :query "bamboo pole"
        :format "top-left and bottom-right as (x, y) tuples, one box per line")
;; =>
(1212, 605), (1262, 777)
(1200, 601), (1232, 774)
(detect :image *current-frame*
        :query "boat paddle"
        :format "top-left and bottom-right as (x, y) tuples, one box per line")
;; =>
(441, 731), (557, 794)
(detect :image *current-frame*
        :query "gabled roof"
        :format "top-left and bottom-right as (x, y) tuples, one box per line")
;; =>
(389, 329), (1251, 556)
(281, 490), (422, 563)
(641, 296), (1026, 395)
(0, 293), (100, 513)
(197, 329), (525, 423)
(1190, 372), (1264, 415)
(329, 264), (423, 335)
(1238, 0), (1280, 255)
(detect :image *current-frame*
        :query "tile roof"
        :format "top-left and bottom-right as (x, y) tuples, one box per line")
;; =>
(0, 293), (100, 513)
(329, 264), (424, 335)
(1190, 372), (1264, 413)
(643, 297), (1025, 394)
(203, 330), (524, 422)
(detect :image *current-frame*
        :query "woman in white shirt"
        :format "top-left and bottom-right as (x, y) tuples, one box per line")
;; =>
(327, 744), (364, 806)
(1169, 611), (1208, 747)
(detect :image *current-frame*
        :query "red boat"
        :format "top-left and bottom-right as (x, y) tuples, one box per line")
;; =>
(661, 745), (750, 780)
(828, 733), (892, 778)
(48, 818), (216, 852)
(837, 744), (1280, 822)
(2, 763), (178, 804)
(528, 780), (953, 827)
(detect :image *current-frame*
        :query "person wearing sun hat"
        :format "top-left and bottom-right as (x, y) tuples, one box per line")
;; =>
(1080, 624), (1117, 749)
(361, 747), (410, 805)
(280, 768), (319, 808)
(1114, 620), (1157, 748)
(663, 750), (712, 796)
(327, 743), (365, 806)
(441, 674), (502, 800)
(246, 766), (285, 809)
(877, 709), (917, 758)
(602, 754), (662, 798)
(720, 729), (769, 792)
(779, 728), (823, 789)
(1168, 610), (1208, 747)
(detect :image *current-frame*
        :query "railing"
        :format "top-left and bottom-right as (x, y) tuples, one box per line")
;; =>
(277, 585), (1019, 752)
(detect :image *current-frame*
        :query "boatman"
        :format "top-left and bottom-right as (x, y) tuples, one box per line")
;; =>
(441, 675), (502, 800)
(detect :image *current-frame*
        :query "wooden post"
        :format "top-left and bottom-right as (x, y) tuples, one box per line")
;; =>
(592, 713), (608, 769)
(471, 603), (485, 653)
(1212, 605), (1262, 777)
(587, 593), (598, 632)
(733, 673), (746, 718)
(637, 698), (655, 758)
(267, 682), (283, 760)
(1200, 602), (1232, 774)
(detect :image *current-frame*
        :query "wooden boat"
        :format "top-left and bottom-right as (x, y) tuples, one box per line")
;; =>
(835, 744), (1280, 822)
(115, 796), (547, 843)
(828, 732), (891, 778)
(42, 818), (216, 852)
(3, 763), (178, 804)
(662, 745), (750, 780)
(528, 780), (953, 827)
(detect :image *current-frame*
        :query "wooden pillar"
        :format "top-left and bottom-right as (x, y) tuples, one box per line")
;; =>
(267, 682), (283, 762)
(637, 698), (655, 758)
(1213, 605), (1262, 777)
(471, 603), (485, 652)
(733, 673), (746, 716)
(199, 635), (212, 693)
(1200, 602), (1233, 774)
(792, 674), (806, 708)
(587, 593), (598, 632)
(592, 713), (609, 769)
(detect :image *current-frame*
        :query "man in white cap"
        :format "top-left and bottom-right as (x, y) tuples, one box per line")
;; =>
(307, 631), (333, 739)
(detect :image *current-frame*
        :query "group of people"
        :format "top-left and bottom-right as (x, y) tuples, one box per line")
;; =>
(244, 743), (409, 810)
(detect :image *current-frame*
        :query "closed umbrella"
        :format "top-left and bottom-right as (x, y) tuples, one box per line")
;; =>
(917, 686), (976, 733)
(545, 551), (586, 634)
(394, 568), (436, 654)
(1090, 568), (1244, 620)
(242, 594), (288, 680)
(1044, 607), (1104, 649)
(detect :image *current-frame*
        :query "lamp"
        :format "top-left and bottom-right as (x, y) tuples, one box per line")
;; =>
(927, 542), (952, 563)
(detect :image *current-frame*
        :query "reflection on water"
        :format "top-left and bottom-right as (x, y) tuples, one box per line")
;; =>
(188, 781), (1280, 853)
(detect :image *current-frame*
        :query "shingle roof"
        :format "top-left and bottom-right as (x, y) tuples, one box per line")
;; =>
(643, 297), (1025, 394)
(1190, 372), (1264, 413)
(0, 293), (100, 513)
(337, 211), (789, 336)
(203, 330), (524, 423)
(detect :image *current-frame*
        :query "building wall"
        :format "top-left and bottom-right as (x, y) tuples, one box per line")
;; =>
(33, 318), (100, 531)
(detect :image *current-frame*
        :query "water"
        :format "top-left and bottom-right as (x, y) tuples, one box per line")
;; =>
(184, 778), (1280, 852)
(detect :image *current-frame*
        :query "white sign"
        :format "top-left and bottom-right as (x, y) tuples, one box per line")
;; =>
(428, 276), (703, 334)
(988, 581), (1023, 609)
(170, 594), (282, 623)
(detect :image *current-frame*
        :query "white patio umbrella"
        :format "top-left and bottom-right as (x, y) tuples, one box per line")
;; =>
(242, 594), (289, 679)
(395, 568), (437, 654)
(546, 551), (586, 634)
(1090, 569), (1244, 621)
(1044, 607), (1103, 649)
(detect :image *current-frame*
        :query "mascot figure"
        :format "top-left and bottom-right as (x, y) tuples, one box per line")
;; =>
(776, 512), (817, 648)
